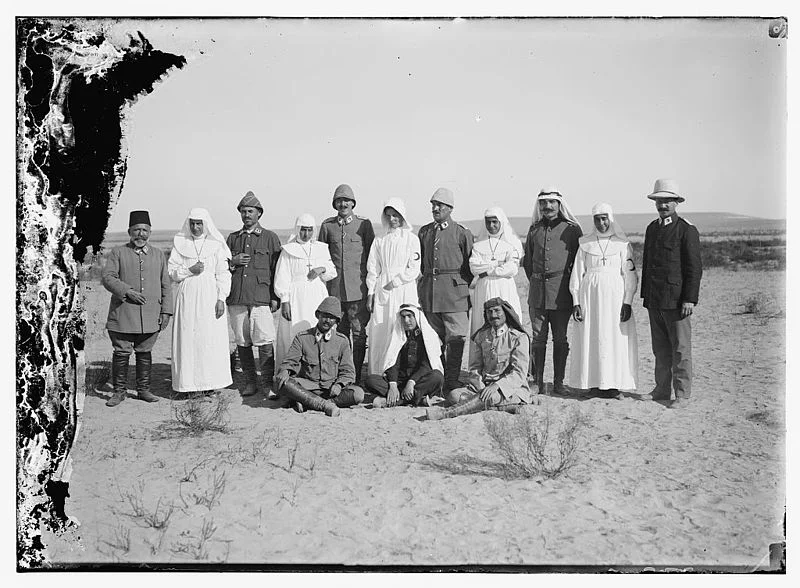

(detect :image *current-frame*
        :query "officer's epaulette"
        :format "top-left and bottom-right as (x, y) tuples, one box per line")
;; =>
(297, 328), (317, 337)
(354, 214), (370, 222)
(321, 216), (338, 225)
(333, 331), (350, 342)
(456, 222), (470, 232)
(679, 216), (694, 226)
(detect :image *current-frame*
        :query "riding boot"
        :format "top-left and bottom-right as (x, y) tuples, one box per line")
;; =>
(444, 339), (465, 391)
(280, 380), (340, 416)
(552, 344), (569, 396)
(237, 345), (258, 396)
(106, 352), (130, 407)
(352, 337), (367, 385)
(533, 346), (547, 395)
(257, 343), (274, 391)
(135, 352), (159, 402)
(333, 385), (365, 408)
(426, 395), (487, 421)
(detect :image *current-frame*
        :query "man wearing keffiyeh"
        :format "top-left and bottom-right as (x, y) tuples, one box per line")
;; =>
(426, 297), (531, 421)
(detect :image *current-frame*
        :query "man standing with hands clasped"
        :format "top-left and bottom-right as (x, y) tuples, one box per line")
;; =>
(226, 191), (283, 397)
(102, 210), (172, 407)
(640, 179), (702, 409)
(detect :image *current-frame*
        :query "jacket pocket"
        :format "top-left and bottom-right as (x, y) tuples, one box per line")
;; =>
(253, 248), (271, 269)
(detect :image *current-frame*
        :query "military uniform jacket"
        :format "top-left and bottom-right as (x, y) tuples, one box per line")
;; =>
(102, 243), (173, 334)
(280, 328), (356, 390)
(522, 217), (583, 310)
(318, 215), (375, 303)
(417, 220), (474, 313)
(467, 325), (531, 402)
(226, 224), (282, 306)
(641, 213), (702, 309)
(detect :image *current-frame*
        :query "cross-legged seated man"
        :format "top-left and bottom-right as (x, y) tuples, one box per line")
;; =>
(274, 296), (364, 417)
(427, 297), (531, 420)
(364, 303), (444, 407)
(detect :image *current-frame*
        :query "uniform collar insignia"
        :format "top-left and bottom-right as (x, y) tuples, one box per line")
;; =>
(436, 221), (449, 230)
(337, 215), (353, 226)
(315, 328), (333, 342)
(661, 216), (673, 226)
(242, 224), (263, 235)
(129, 243), (149, 254)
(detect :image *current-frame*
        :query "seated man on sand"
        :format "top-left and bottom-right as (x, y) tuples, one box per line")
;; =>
(364, 303), (444, 407)
(427, 297), (532, 420)
(274, 296), (365, 417)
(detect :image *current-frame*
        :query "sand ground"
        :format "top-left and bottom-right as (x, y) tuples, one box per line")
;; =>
(43, 268), (785, 568)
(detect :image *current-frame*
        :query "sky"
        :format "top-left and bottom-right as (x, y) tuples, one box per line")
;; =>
(100, 15), (787, 232)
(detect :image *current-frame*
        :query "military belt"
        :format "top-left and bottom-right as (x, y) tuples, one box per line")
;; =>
(425, 268), (461, 276)
(531, 271), (562, 280)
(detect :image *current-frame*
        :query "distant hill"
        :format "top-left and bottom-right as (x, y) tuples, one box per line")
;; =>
(99, 212), (784, 251)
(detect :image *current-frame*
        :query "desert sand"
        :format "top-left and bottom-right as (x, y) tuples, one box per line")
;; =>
(43, 267), (785, 569)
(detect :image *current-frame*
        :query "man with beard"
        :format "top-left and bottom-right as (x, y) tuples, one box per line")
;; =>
(102, 210), (172, 407)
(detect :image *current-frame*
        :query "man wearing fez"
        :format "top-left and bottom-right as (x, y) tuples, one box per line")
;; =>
(522, 186), (583, 396)
(317, 184), (375, 384)
(274, 296), (365, 417)
(640, 179), (702, 409)
(102, 210), (172, 407)
(226, 191), (283, 397)
(426, 297), (531, 420)
(417, 187), (474, 392)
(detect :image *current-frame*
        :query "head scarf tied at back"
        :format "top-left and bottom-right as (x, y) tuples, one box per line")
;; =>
(381, 303), (444, 374)
(477, 206), (523, 257)
(531, 186), (582, 231)
(585, 202), (628, 240)
(381, 197), (413, 232)
(473, 297), (525, 340)
(173, 208), (232, 259)
(287, 213), (316, 244)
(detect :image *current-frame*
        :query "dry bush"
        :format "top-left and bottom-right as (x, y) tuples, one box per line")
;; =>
(171, 518), (217, 560)
(172, 393), (232, 436)
(102, 522), (131, 554)
(482, 405), (584, 479)
(85, 359), (111, 393)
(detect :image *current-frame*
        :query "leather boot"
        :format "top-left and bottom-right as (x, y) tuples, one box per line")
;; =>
(552, 344), (569, 396)
(444, 338), (465, 391)
(237, 345), (258, 396)
(280, 380), (340, 417)
(106, 352), (130, 407)
(258, 343), (275, 391)
(352, 337), (367, 385)
(333, 385), (365, 408)
(426, 395), (487, 421)
(135, 352), (159, 402)
(533, 346), (547, 395)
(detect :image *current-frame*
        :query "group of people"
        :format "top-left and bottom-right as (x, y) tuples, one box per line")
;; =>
(100, 178), (702, 419)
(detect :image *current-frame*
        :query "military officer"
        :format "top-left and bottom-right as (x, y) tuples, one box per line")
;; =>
(640, 179), (702, 409)
(522, 186), (583, 396)
(101, 210), (172, 407)
(226, 191), (283, 397)
(317, 184), (375, 384)
(417, 187), (474, 392)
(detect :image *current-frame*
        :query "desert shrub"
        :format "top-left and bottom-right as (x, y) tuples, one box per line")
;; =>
(85, 359), (111, 393)
(740, 292), (769, 315)
(482, 405), (583, 480)
(173, 393), (232, 436)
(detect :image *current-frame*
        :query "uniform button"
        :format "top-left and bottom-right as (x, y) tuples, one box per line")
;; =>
(246, 244), (250, 247)
(243, 274), (247, 277)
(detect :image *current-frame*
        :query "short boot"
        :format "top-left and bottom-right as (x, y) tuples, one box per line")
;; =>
(352, 337), (367, 385)
(333, 385), (365, 408)
(135, 352), (159, 403)
(552, 344), (569, 396)
(444, 339), (466, 391)
(488, 403), (525, 415)
(258, 343), (275, 391)
(237, 345), (258, 396)
(533, 346), (547, 395)
(106, 352), (130, 407)
(426, 395), (487, 421)
(280, 380), (340, 417)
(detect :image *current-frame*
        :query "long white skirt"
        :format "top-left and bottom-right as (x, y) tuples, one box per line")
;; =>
(568, 266), (638, 390)
(171, 273), (233, 392)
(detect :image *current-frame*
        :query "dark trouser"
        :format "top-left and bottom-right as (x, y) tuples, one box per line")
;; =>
(364, 370), (444, 404)
(529, 308), (571, 386)
(425, 311), (469, 390)
(278, 377), (365, 408)
(338, 299), (369, 383)
(647, 308), (693, 399)
(108, 331), (160, 393)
